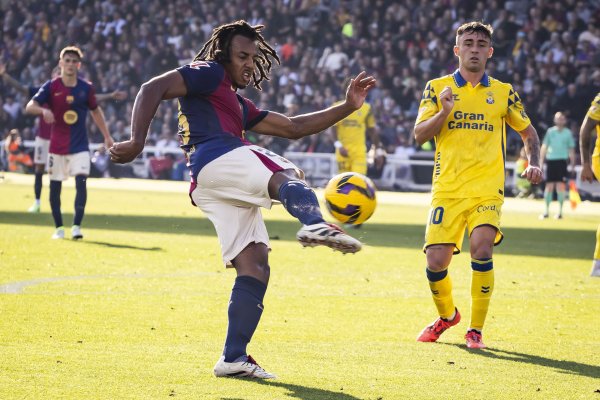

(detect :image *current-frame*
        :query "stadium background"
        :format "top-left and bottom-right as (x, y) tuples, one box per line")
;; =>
(1, 0), (599, 176)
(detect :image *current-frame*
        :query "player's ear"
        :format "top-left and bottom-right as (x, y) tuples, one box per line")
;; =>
(453, 45), (459, 57)
(488, 47), (494, 58)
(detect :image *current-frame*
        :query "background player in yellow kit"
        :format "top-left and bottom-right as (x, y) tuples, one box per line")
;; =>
(413, 21), (542, 348)
(579, 92), (600, 277)
(332, 79), (380, 175)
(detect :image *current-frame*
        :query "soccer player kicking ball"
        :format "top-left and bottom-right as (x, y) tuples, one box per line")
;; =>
(110, 20), (375, 378)
(579, 92), (600, 277)
(413, 22), (542, 349)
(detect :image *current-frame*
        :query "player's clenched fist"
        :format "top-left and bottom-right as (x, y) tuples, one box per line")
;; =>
(439, 86), (454, 115)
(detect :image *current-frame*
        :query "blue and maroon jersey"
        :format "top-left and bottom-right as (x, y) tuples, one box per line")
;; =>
(176, 61), (268, 176)
(32, 77), (98, 154)
(28, 86), (52, 140)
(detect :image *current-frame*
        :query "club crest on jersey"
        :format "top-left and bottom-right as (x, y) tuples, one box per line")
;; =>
(63, 110), (78, 125)
(486, 92), (494, 104)
(66, 95), (74, 104)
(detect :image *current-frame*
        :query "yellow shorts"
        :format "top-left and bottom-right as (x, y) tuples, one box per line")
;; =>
(336, 151), (367, 175)
(424, 196), (504, 254)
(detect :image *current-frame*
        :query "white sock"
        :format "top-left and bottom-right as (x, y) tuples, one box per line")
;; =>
(591, 259), (600, 277)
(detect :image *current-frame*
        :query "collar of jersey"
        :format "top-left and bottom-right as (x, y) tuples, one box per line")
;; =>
(452, 69), (490, 88)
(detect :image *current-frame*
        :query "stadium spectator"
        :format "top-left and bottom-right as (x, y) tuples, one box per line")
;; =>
(539, 112), (576, 219)
(109, 20), (373, 379)
(0, 0), (598, 174)
(413, 22), (542, 350)
(578, 92), (600, 277)
(4, 128), (33, 173)
(25, 46), (114, 240)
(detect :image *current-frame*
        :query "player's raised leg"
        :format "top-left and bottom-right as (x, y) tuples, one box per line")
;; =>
(269, 170), (361, 254)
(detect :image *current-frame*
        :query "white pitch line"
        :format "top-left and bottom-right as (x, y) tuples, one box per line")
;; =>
(0, 272), (215, 294)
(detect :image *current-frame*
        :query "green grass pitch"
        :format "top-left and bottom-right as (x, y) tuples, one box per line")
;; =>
(0, 172), (598, 399)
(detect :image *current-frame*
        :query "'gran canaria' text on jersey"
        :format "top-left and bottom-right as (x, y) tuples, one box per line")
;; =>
(447, 111), (493, 132)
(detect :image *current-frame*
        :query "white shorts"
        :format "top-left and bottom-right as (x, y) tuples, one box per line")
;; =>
(190, 145), (302, 266)
(33, 137), (50, 166)
(48, 151), (91, 181)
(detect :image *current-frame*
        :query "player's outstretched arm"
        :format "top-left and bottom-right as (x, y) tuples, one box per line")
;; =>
(0, 63), (28, 95)
(252, 71), (376, 139)
(518, 124), (543, 184)
(110, 70), (186, 164)
(96, 90), (127, 103)
(579, 115), (599, 183)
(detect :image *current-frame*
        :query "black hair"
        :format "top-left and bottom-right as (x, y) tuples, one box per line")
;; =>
(455, 21), (493, 45)
(193, 20), (280, 90)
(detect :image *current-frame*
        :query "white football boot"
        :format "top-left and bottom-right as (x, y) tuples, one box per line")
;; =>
(71, 225), (83, 240)
(213, 355), (276, 379)
(296, 222), (362, 253)
(51, 227), (65, 240)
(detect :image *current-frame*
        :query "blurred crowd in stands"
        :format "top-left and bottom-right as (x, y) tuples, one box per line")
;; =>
(1, 0), (599, 179)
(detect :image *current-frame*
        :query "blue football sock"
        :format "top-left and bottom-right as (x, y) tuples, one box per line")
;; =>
(223, 276), (267, 362)
(74, 175), (87, 226)
(49, 180), (63, 228)
(34, 172), (43, 200)
(278, 180), (324, 226)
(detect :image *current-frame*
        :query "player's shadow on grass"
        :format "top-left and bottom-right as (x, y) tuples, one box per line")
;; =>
(0, 211), (593, 260)
(224, 379), (362, 400)
(443, 343), (600, 379)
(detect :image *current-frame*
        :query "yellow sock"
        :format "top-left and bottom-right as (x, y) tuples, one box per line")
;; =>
(594, 225), (600, 260)
(426, 268), (455, 319)
(470, 258), (494, 331)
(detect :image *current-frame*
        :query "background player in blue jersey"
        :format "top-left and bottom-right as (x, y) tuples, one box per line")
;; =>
(110, 20), (375, 378)
(1, 62), (125, 214)
(25, 46), (114, 240)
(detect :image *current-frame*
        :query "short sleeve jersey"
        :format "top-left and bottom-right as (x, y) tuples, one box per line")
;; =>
(176, 61), (269, 177)
(28, 86), (52, 140)
(334, 101), (375, 152)
(33, 77), (98, 154)
(587, 93), (600, 157)
(542, 126), (575, 161)
(414, 70), (531, 199)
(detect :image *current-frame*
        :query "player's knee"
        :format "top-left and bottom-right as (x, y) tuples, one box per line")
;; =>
(425, 246), (453, 271)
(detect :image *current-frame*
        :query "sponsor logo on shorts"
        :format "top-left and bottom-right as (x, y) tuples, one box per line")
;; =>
(477, 204), (500, 216)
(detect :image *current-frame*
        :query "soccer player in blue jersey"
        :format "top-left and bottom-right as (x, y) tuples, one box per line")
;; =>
(413, 22), (542, 349)
(25, 46), (114, 240)
(110, 20), (375, 378)
(1, 62), (124, 214)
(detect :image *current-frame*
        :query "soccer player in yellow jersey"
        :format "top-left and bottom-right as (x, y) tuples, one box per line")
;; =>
(579, 92), (600, 277)
(413, 22), (542, 348)
(332, 92), (379, 175)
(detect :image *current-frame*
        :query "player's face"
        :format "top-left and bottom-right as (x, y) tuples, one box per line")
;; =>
(454, 31), (493, 73)
(59, 54), (81, 77)
(224, 35), (258, 89)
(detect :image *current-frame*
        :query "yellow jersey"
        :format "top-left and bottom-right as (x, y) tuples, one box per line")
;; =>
(587, 93), (600, 157)
(415, 70), (531, 199)
(334, 102), (375, 154)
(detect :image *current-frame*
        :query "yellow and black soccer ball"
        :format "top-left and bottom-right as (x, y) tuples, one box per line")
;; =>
(324, 172), (377, 225)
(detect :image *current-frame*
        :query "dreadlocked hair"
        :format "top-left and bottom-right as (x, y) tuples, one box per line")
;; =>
(193, 20), (280, 90)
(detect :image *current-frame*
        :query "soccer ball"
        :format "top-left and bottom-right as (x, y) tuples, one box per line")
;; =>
(324, 172), (377, 225)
